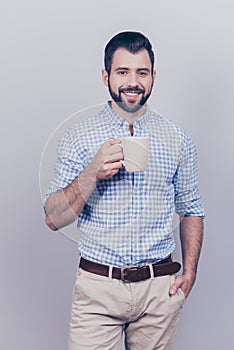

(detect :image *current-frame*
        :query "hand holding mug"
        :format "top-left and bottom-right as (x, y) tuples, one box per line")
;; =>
(91, 138), (123, 180)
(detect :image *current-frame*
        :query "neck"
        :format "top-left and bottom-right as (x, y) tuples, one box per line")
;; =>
(110, 100), (147, 124)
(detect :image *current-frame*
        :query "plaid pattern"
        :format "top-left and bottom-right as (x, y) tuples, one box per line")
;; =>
(46, 103), (205, 267)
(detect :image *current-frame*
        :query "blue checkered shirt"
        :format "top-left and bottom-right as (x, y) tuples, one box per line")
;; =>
(46, 102), (205, 267)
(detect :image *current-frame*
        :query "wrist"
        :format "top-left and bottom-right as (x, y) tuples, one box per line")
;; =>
(83, 163), (100, 184)
(182, 269), (196, 280)
(88, 159), (106, 183)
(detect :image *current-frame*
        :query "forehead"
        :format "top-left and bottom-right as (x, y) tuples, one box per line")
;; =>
(111, 48), (152, 70)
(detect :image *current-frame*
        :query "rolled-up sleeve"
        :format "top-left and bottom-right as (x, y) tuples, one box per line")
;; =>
(173, 135), (205, 218)
(45, 129), (87, 200)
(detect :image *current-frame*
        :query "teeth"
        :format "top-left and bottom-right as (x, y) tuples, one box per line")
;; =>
(125, 92), (138, 96)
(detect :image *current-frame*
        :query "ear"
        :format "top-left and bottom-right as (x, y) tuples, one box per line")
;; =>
(152, 69), (156, 82)
(102, 69), (109, 86)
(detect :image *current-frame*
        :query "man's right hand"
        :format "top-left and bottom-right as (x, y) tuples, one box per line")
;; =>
(90, 138), (123, 180)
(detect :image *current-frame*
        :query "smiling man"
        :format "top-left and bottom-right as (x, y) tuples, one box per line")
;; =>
(103, 47), (155, 115)
(45, 31), (205, 350)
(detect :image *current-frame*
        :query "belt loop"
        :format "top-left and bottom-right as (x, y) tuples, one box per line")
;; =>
(108, 266), (113, 279)
(149, 264), (154, 279)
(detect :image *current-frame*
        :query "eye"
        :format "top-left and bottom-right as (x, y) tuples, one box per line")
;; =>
(138, 71), (148, 77)
(118, 70), (128, 76)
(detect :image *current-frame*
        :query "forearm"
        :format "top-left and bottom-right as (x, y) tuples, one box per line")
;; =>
(45, 163), (97, 230)
(169, 216), (204, 298)
(45, 138), (123, 231)
(180, 216), (204, 277)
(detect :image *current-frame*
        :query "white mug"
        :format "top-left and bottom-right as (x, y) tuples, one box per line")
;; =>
(118, 137), (150, 172)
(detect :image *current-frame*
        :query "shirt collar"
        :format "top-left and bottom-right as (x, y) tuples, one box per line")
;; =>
(103, 101), (152, 129)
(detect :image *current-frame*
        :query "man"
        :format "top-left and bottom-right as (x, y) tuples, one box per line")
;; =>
(45, 31), (205, 349)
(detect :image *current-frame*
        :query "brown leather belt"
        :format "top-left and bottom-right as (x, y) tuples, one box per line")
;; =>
(79, 256), (181, 283)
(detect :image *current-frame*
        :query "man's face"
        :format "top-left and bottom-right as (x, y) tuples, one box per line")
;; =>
(103, 48), (156, 113)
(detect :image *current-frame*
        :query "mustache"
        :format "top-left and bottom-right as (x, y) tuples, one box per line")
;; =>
(119, 87), (145, 94)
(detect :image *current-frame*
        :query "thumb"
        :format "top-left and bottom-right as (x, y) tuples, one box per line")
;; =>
(169, 276), (183, 296)
(108, 137), (119, 145)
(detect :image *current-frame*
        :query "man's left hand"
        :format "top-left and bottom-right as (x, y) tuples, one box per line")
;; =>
(169, 273), (196, 299)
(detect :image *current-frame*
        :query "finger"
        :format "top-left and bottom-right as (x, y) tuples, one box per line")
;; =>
(103, 161), (122, 171)
(112, 161), (123, 169)
(105, 152), (124, 163)
(111, 168), (121, 176)
(108, 138), (121, 145)
(109, 143), (123, 155)
(101, 162), (122, 179)
(169, 276), (184, 295)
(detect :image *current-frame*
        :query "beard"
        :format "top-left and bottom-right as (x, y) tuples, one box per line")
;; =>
(108, 81), (153, 113)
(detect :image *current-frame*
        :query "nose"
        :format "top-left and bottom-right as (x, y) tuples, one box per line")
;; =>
(126, 71), (139, 87)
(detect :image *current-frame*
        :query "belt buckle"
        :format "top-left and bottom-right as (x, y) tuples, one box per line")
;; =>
(121, 265), (139, 283)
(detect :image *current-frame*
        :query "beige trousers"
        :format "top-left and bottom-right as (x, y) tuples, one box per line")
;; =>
(68, 266), (185, 350)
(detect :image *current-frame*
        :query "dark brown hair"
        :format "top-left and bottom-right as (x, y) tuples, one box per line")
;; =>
(104, 31), (155, 75)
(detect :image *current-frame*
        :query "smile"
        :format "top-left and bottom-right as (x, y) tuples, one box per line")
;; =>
(124, 92), (140, 96)
(120, 89), (144, 96)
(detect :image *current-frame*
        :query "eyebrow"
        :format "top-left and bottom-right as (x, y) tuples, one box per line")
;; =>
(115, 67), (151, 72)
(115, 67), (129, 71)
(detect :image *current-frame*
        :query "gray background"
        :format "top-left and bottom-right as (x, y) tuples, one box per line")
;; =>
(1, 0), (233, 349)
